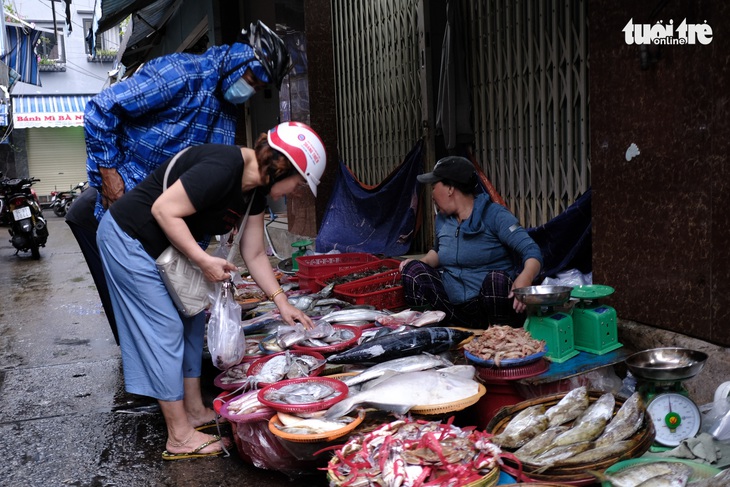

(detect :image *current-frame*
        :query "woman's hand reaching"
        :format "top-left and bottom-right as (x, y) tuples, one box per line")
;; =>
(199, 255), (238, 283)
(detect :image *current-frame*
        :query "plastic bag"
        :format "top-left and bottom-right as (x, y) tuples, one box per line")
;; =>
(208, 281), (246, 370)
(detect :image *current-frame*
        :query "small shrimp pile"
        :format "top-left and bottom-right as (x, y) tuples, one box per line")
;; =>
(464, 325), (545, 366)
(327, 417), (502, 487)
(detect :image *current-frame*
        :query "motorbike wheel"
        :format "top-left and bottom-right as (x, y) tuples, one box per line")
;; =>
(52, 204), (66, 217)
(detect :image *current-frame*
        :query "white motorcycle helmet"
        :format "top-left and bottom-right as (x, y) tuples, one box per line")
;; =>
(267, 121), (326, 196)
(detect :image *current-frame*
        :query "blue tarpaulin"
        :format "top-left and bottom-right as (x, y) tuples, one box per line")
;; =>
(527, 188), (592, 279)
(316, 140), (423, 256)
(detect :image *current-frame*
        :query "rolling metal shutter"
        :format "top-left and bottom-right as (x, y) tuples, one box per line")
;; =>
(26, 127), (88, 199)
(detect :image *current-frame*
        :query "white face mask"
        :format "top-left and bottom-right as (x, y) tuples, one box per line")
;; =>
(224, 77), (255, 104)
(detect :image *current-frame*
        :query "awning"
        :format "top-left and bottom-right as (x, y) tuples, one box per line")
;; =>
(12, 95), (93, 129)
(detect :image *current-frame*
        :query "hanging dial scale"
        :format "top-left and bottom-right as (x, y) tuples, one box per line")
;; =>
(625, 347), (708, 447)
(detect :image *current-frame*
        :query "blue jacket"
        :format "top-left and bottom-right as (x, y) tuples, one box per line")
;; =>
(84, 43), (266, 221)
(434, 193), (543, 304)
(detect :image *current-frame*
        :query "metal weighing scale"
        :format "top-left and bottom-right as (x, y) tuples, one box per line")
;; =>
(514, 285), (580, 364)
(570, 284), (623, 355)
(626, 347), (709, 447)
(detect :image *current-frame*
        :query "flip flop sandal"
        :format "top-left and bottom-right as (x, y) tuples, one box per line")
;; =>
(161, 435), (225, 461)
(194, 417), (229, 431)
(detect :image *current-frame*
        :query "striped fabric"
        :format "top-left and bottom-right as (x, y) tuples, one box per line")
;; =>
(1, 25), (41, 87)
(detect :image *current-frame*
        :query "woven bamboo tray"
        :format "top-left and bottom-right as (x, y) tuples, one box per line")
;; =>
(486, 390), (655, 484)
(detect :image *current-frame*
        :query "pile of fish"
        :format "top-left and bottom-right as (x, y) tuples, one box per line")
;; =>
(374, 308), (447, 327)
(272, 411), (358, 435)
(326, 417), (502, 487)
(261, 379), (343, 406)
(260, 320), (358, 353)
(223, 389), (272, 417)
(246, 351), (325, 388)
(492, 387), (647, 469)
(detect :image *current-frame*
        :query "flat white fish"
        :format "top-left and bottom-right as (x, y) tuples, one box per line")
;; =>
(340, 353), (453, 387)
(323, 365), (479, 419)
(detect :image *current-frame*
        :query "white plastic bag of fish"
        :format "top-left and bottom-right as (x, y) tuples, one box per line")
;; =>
(208, 282), (246, 370)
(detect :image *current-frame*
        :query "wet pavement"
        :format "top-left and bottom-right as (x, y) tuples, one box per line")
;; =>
(0, 215), (329, 486)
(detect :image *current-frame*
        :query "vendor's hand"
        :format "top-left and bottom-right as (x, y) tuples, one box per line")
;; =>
(99, 167), (125, 209)
(200, 255), (237, 283)
(399, 258), (413, 272)
(510, 274), (533, 313)
(277, 302), (315, 329)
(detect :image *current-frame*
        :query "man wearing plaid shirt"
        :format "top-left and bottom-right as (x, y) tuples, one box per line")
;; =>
(67, 21), (291, 344)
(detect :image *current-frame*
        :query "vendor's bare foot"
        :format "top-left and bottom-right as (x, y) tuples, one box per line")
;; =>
(188, 407), (217, 429)
(165, 431), (229, 455)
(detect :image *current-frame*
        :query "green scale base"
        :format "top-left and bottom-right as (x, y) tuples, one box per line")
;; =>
(572, 304), (623, 355)
(525, 312), (579, 364)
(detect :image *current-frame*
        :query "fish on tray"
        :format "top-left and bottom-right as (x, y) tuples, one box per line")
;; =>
(491, 404), (549, 449)
(599, 461), (693, 487)
(340, 353), (453, 388)
(326, 327), (472, 364)
(375, 309), (447, 327)
(274, 411), (356, 435)
(323, 365), (479, 418)
(595, 391), (645, 447)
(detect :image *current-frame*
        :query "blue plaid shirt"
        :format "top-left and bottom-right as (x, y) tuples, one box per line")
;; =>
(84, 43), (266, 221)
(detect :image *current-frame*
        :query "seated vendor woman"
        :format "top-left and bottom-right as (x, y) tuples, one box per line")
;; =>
(399, 156), (542, 328)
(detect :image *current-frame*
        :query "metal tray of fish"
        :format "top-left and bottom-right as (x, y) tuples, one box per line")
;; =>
(257, 376), (349, 414)
(486, 390), (655, 484)
(601, 458), (721, 486)
(464, 348), (547, 368)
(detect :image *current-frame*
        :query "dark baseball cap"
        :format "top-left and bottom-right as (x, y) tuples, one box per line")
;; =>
(417, 156), (475, 185)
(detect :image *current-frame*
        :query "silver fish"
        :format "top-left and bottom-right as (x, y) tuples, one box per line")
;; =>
(595, 392), (645, 447)
(340, 353), (453, 387)
(523, 440), (594, 467)
(551, 416), (608, 446)
(555, 439), (636, 466)
(575, 392), (615, 424)
(320, 308), (392, 323)
(605, 461), (693, 487)
(635, 472), (690, 487)
(323, 365), (479, 419)
(514, 425), (569, 459)
(491, 405), (549, 449)
(276, 412), (353, 434)
(545, 386), (590, 427)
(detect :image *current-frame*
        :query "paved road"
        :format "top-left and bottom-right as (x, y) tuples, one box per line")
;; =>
(0, 214), (329, 486)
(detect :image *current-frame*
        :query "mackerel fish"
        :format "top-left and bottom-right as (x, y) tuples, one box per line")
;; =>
(636, 472), (690, 487)
(604, 461), (693, 487)
(595, 391), (645, 447)
(521, 440), (594, 467)
(545, 386), (589, 427)
(326, 327), (473, 364)
(554, 439), (636, 466)
(491, 405), (549, 449)
(551, 392), (615, 446)
(514, 425), (569, 459)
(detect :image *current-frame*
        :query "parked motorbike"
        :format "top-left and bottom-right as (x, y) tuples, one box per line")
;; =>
(49, 180), (87, 217)
(0, 176), (49, 259)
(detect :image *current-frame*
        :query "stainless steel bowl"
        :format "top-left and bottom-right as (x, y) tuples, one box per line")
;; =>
(625, 347), (708, 381)
(512, 285), (573, 306)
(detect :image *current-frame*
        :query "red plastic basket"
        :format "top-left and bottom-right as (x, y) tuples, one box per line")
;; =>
(334, 268), (405, 310)
(296, 253), (380, 292)
(246, 350), (326, 388)
(257, 376), (349, 413)
(313, 258), (402, 290)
